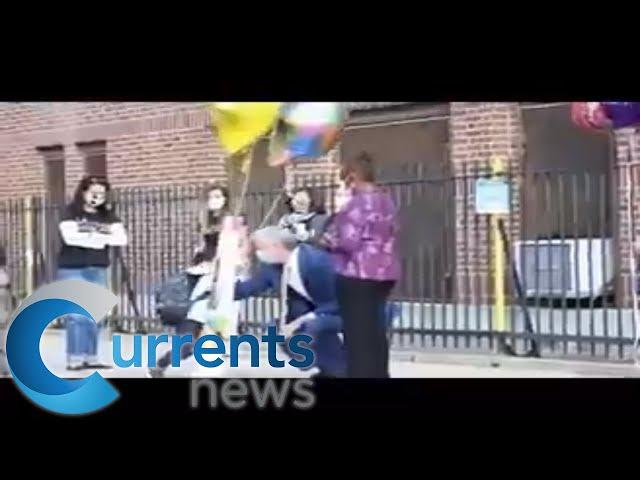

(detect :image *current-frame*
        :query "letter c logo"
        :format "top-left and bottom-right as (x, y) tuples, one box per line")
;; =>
(5, 280), (120, 415)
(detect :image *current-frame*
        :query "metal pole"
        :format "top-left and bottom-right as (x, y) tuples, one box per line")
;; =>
(0, 260), (9, 377)
(624, 129), (640, 365)
(24, 196), (35, 297)
(205, 148), (255, 339)
(497, 218), (540, 357)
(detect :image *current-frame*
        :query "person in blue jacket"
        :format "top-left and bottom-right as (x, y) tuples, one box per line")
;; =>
(234, 226), (346, 378)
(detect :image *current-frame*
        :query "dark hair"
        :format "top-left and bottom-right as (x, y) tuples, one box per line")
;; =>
(341, 151), (376, 183)
(286, 187), (326, 215)
(191, 232), (220, 265)
(206, 184), (230, 207)
(193, 184), (231, 265)
(201, 184), (230, 231)
(68, 175), (111, 216)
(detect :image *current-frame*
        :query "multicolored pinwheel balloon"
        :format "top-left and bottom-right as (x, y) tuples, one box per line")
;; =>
(571, 102), (640, 132)
(267, 102), (346, 167)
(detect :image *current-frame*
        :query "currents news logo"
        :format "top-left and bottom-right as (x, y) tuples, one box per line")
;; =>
(4, 279), (319, 416)
(5, 280), (120, 416)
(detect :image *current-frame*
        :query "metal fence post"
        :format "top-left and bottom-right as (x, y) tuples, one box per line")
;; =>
(0, 261), (10, 377)
(23, 171), (623, 361)
(24, 196), (35, 298)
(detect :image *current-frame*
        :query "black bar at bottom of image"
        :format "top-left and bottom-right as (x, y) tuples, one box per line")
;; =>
(1, 378), (640, 422)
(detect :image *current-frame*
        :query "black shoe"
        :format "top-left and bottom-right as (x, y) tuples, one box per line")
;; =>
(523, 349), (541, 358)
(66, 364), (85, 371)
(497, 340), (517, 357)
(83, 362), (113, 370)
(310, 371), (337, 379)
(147, 367), (165, 379)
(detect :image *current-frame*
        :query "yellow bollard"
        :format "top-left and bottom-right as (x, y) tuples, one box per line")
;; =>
(490, 156), (507, 335)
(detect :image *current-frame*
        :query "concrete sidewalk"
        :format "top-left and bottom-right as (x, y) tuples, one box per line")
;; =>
(389, 350), (640, 378)
(3, 328), (640, 379)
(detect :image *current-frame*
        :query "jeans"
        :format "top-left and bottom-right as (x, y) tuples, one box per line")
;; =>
(298, 314), (346, 377)
(57, 267), (108, 365)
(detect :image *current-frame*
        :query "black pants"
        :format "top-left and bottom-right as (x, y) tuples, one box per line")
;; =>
(157, 320), (203, 370)
(336, 275), (395, 378)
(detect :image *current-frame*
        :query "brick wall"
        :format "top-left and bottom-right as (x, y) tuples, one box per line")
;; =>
(614, 126), (640, 306)
(287, 147), (341, 210)
(0, 103), (226, 296)
(0, 102), (221, 200)
(106, 128), (225, 189)
(0, 103), (343, 301)
(2, 102), (633, 309)
(0, 102), (206, 137)
(449, 102), (524, 304)
(288, 148), (340, 187)
(0, 141), (45, 199)
(0, 102), (342, 200)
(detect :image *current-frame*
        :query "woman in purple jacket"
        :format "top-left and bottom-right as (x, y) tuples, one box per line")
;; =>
(320, 152), (401, 378)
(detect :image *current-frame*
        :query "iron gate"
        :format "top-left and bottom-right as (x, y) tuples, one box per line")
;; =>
(0, 167), (638, 361)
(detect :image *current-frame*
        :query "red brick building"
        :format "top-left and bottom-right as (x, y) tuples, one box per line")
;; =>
(1, 102), (638, 305)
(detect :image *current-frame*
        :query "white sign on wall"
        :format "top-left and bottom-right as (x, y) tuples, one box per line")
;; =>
(475, 178), (510, 215)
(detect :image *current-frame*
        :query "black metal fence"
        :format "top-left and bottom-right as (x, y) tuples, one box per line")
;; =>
(1, 165), (638, 361)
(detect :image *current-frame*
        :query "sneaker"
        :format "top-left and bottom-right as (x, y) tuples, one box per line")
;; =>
(83, 362), (113, 370)
(310, 371), (336, 379)
(66, 364), (85, 371)
(147, 367), (165, 379)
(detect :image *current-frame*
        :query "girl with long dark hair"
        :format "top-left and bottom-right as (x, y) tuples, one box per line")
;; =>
(190, 184), (230, 269)
(57, 175), (128, 370)
(149, 184), (240, 378)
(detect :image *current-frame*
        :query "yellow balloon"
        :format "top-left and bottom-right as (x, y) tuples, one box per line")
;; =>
(210, 102), (282, 155)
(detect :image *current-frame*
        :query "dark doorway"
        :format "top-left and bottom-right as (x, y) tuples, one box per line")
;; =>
(39, 145), (66, 205)
(340, 115), (454, 301)
(244, 138), (287, 231)
(248, 138), (285, 193)
(521, 103), (612, 240)
(37, 145), (66, 283)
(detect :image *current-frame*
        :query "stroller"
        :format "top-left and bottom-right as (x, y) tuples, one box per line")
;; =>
(154, 263), (248, 336)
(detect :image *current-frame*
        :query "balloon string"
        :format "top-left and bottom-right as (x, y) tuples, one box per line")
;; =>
(258, 190), (286, 229)
(233, 145), (255, 218)
(233, 144), (288, 233)
(207, 146), (255, 312)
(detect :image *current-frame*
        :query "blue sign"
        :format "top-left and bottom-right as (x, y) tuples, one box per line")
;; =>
(475, 178), (510, 214)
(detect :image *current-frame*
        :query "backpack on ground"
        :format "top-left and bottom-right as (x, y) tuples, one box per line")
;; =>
(155, 272), (206, 326)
